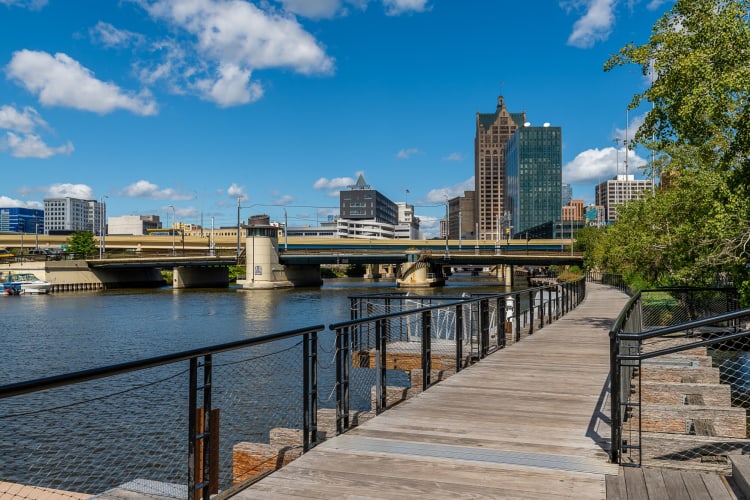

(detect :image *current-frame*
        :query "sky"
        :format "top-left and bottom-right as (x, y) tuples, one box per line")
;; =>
(0, 0), (670, 237)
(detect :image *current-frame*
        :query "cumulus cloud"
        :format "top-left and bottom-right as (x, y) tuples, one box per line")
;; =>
(47, 183), (94, 199)
(2, 132), (74, 158)
(120, 180), (194, 200)
(396, 147), (419, 159)
(278, 0), (349, 19)
(563, 146), (648, 184)
(136, 0), (334, 106)
(0, 196), (43, 209)
(0, 0), (46, 9)
(383, 0), (430, 15)
(0, 104), (74, 159)
(313, 176), (356, 190)
(442, 152), (463, 161)
(227, 182), (248, 201)
(90, 21), (145, 49)
(614, 112), (646, 145)
(0, 104), (47, 133)
(425, 177), (474, 203)
(565, 0), (616, 48)
(6, 50), (158, 115)
(272, 194), (295, 206)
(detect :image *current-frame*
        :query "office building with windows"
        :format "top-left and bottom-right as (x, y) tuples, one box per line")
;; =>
(43, 197), (106, 235)
(0, 207), (44, 233)
(447, 191), (476, 240)
(595, 175), (654, 222)
(505, 124), (562, 235)
(474, 96), (526, 240)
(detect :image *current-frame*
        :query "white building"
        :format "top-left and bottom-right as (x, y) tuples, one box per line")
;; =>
(108, 215), (162, 235)
(43, 197), (105, 235)
(395, 202), (421, 239)
(595, 175), (654, 222)
(335, 219), (395, 239)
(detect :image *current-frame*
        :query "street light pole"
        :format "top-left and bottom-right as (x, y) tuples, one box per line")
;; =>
(99, 196), (108, 259)
(168, 205), (175, 256)
(443, 195), (450, 259)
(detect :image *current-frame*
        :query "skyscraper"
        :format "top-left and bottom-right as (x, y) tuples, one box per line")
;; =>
(474, 96), (526, 240)
(505, 124), (562, 235)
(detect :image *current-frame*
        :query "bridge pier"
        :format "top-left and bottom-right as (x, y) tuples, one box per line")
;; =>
(172, 266), (229, 289)
(396, 251), (445, 288)
(363, 263), (381, 280)
(241, 228), (322, 289)
(494, 264), (514, 286)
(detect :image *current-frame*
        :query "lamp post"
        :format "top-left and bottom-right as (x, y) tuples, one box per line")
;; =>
(99, 196), (108, 259)
(443, 195), (450, 259)
(168, 205), (176, 256)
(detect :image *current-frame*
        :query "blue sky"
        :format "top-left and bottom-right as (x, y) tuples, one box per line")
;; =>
(0, 0), (669, 237)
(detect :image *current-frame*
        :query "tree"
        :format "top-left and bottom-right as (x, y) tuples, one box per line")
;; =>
(593, 0), (750, 298)
(605, 0), (750, 182)
(67, 231), (98, 259)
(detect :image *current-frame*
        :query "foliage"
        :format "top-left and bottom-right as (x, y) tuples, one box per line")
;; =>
(320, 265), (347, 279)
(344, 263), (366, 277)
(228, 265), (245, 282)
(67, 231), (98, 259)
(590, 0), (750, 296)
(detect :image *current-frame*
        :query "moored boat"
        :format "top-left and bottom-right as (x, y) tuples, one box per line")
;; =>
(3, 273), (52, 294)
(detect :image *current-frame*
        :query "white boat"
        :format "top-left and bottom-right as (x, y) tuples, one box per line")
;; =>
(3, 273), (52, 294)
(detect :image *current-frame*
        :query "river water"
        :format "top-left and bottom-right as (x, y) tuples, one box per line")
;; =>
(0, 275), (524, 494)
(0, 275), (516, 384)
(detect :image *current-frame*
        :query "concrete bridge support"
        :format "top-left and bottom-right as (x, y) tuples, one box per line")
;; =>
(242, 230), (322, 289)
(396, 254), (445, 288)
(494, 264), (514, 286)
(172, 266), (229, 289)
(364, 264), (381, 280)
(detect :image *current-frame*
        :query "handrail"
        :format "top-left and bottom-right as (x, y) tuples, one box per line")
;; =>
(0, 324), (325, 400)
(618, 307), (750, 342)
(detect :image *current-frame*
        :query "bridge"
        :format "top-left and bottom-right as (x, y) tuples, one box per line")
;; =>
(0, 232), (582, 289)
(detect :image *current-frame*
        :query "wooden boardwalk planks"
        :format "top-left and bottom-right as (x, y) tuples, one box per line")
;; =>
(234, 282), (628, 499)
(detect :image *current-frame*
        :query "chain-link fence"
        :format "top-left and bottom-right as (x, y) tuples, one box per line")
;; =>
(610, 287), (750, 473)
(0, 279), (587, 499)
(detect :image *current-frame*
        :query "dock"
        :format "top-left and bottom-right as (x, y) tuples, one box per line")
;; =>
(235, 282), (626, 498)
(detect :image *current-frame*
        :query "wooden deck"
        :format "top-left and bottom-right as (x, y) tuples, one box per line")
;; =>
(234, 283), (628, 499)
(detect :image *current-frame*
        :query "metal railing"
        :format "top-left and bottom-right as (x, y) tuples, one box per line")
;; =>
(586, 270), (629, 293)
(610, 287), (750, 472)
(0, 279), (586, 499)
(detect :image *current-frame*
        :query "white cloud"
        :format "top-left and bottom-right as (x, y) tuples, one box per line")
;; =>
(120, 180), (194, 200)
(272, 194), (295, 205)
(279, 0), (346, 18)
(2, 132), (74, 158)
(383, 0), (430, 15)
(425, 177), (474, 203)
(396, 147), (419, 159)
(137, 0), (335, 106)
(442, 152), (463, 161)
(563, 146), (648, 184)
(90, 21), (145, 48)
(565, 0), (616, 48)
(227, 182), (248, 201)
(0, 104), (46, 133)
(6, 50), (158, 115)
(646, 0), (670, 10)
(47, 183), (94, 199)
(614, 112), (646, 145)
(313, 176), (356, 190)
(0, 0), (46, 9)
(0, 196), (42, 209)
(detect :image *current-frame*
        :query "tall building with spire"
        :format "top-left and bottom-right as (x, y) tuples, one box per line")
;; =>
(474, 96), (526, 240)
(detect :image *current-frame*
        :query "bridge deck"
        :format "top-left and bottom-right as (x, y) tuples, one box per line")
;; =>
(236, 283), (628, 499)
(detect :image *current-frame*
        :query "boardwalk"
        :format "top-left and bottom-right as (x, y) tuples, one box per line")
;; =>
(236, 283), (628, 499)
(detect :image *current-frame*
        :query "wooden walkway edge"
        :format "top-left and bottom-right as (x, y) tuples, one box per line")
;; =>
(235, 283), (629, 499)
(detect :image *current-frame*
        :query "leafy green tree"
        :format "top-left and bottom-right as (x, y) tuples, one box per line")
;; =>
(593, 0), (750, 297)
(67, 231), (98, 259)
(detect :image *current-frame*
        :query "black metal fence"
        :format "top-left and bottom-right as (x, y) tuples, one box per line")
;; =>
(609, 287), (750, 472)
(0, 279), (586, 499)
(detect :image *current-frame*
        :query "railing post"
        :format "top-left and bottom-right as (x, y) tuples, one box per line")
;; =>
(497, 296), (506, 349)
(376, 319), (387, 413)
(528, 292), (535, 335)
(480, 299), (489, 357)
(303, 331), (318, 451)
(547, 286), (553, 325)
(610, 329), (621, 464)
(336, 326), (350, 434)
(514, 294), (521, 342)
(455, 304), (464, 372)
(422, 310), (432, 390)
(188, 358), (198, 500)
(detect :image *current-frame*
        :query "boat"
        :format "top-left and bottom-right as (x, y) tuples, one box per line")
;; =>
(2, 283), (22, 295)
(3, 273), (52, 294)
